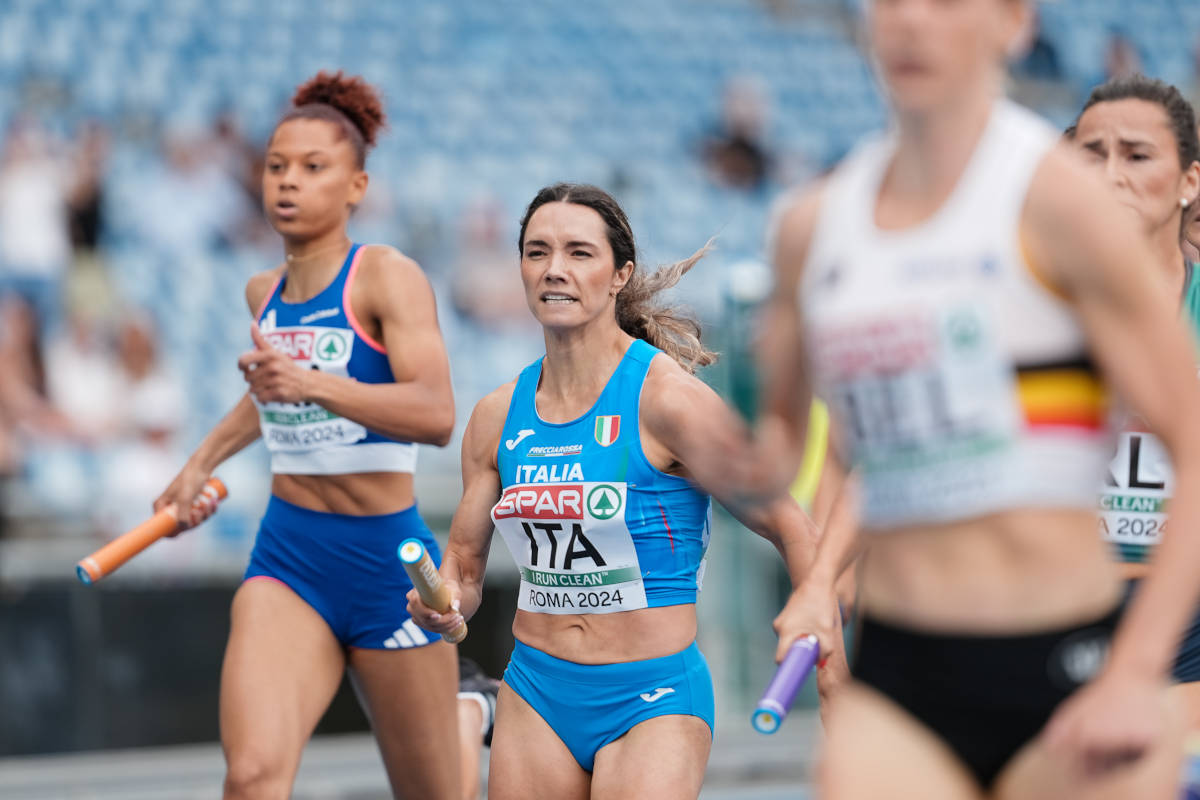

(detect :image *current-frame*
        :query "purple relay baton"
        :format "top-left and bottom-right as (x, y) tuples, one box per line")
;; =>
(751, 634), (820, 734)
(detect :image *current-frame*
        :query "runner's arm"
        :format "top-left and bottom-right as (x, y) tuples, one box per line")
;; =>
(754, 187), (825, 495)
(640, 361), (818, 586)
(152, 272), (275, 523)
(408, 384), (512, 632)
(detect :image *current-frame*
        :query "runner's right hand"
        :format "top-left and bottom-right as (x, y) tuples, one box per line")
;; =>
(153, 462), (218, 534)
(773, 578), (850, 707)
(407, 578), (465, 635)
(773, 579), (841, 664)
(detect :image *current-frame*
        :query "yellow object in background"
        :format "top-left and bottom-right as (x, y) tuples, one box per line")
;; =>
(789, 399), (829, 512)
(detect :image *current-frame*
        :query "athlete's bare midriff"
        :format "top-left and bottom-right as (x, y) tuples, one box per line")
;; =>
(860, 507), (1123, 634)
(271, 471), (415, 515)
(513, 604), (697, 664)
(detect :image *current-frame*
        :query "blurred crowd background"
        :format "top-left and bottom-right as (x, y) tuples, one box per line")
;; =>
(1, 0), (1198, 757)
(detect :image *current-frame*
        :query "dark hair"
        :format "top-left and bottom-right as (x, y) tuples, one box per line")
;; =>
(1067, 74), (1200, 170)
(517, 183), (717, 372)
(276, 71), (386, 168)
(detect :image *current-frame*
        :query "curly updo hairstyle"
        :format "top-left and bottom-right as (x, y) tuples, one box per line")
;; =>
(276, 71), (386, 168)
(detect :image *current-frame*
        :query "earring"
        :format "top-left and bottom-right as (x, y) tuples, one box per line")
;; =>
(1184, 197), (1192, 209)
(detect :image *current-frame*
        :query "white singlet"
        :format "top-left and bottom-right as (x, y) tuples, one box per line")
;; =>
(801, 99), (1113, 530)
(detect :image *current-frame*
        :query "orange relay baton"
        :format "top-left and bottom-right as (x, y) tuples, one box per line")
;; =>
(399, 538), (467, 644)
(75, 478), (228, 584)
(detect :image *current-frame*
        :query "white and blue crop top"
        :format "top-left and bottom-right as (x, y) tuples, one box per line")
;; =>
(254, 243), (418, 475)
(491, 339), (712, 615)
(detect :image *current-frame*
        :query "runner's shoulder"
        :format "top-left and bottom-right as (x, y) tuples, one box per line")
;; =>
(769, 179), (828, 286)
(245, 266), (286, 316)
(465, 380), (519, 465)
(355, 244), (428, 288)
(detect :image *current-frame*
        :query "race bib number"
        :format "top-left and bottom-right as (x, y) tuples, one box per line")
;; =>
(492, 482), (647, 614)
(1099, 431), (1171, 547)
(816, 305), (1021, 521)
(255, 325), (369, 452)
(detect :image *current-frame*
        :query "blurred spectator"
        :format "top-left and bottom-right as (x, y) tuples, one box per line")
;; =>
(0, 296), (73, 470)
(701, 77), (775, 193)
(113, 313), (186, 438)
(450, 195), (532, 332)
(124, 127), (251, 256)
(43, 301), (121, 443)
(0, 118), (71, 326)
(66, 121), (110, 256)
(207, 112), (259, 201)
(97, 313), (188, 537)
(206, 112), (276, 248)
(445, 195), (542, 404)
(1013, 9), (1062, 82)
(1104, 31), (1142, 81)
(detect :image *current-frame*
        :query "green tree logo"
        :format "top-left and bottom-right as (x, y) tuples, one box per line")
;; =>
(587, 485), (622, 520)
(946, 312), (982, 352)
(316, 332), (347, 361)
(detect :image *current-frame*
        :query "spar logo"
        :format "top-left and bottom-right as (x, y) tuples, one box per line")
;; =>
(266, 330), (315, 361)
(587, 484), (622, 520)
(315, 331), (348, 362)
(493, 485), (584, 521)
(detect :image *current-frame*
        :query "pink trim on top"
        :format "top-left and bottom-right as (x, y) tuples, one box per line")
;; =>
(255, 273), (284, 322)
(343, 245), (387, 354)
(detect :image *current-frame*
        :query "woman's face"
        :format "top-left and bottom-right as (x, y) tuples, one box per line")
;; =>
(262, 119), (366, 240)
(519, 202), (631, 332)
(1073, 99), (1200, 237)
(868, 0), (1027, 114)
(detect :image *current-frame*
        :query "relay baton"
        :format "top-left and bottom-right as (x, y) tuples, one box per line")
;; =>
(751, 634), (820, 734)
(75, 477), (228, 585)
(398, 538), (467, 644)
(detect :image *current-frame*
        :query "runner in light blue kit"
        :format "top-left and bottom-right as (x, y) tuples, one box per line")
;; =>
(494, 337), (715, 767)
(409, 184), (821, 800)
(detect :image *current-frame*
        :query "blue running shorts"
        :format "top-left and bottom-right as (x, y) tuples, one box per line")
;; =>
(502, 638), (715, 771)
(244, 495), (442, 650)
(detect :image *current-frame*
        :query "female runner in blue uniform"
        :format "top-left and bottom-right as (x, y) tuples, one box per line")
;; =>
(155, 72), (461, 799)
(755, 2), (1200, 798)
(408, 183), (819, 800)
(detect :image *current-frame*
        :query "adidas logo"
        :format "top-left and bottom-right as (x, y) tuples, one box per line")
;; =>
(384, 620), (431, 649)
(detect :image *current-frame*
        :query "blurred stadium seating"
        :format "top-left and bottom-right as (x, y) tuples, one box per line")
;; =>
(1, 0), (1197, 761)
(0, 0), (1195, 551)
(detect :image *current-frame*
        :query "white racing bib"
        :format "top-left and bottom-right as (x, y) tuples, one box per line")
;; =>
(491, 481), (647, 614)
(817, 304), (1023, 525)
(255, 325), (368, 453)
(1099, 431), (1170, 547)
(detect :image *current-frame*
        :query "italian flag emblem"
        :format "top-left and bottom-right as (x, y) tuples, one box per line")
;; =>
(594, 415), (620, 447)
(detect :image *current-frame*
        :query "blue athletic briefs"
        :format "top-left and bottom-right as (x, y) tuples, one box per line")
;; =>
(502, 639), (714, 771)
(245, 495), (442, 650)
